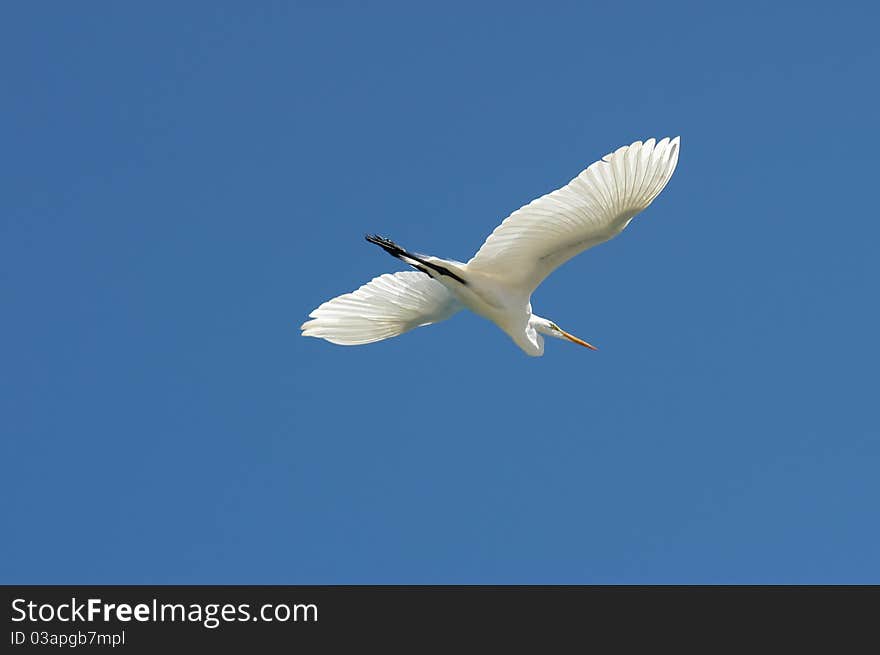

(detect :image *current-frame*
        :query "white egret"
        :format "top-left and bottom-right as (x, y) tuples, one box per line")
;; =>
(301, 137), (680, 356)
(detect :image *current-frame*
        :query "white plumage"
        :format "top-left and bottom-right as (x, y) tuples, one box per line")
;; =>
(301, 271), (459, 345)
(302, 137), (680, 356)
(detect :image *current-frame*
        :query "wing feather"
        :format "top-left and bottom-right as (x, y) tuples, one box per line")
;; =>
(467, 137), (680, 292)
(301, 271), (460, 345)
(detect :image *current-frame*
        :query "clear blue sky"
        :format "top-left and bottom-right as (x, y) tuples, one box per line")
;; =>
(2, 2), (879, 584)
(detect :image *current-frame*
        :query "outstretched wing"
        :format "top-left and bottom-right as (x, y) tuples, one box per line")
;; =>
(301, 271), (461, 345)
(467, 137), (680, 293)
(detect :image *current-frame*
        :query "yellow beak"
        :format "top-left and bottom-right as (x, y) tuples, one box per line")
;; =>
(560, 329), (598, 351)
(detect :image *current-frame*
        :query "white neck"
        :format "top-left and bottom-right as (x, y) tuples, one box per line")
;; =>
(513, 314), (552, 357)
(530, 315), (556, 336)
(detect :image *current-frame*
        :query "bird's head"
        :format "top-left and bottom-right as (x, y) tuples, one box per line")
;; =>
(531, 315), (598, 351)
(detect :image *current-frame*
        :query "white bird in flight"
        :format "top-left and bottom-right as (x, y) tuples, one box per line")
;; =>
(301, 137), (680, 356)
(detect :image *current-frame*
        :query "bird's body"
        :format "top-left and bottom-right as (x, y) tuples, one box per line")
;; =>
(301, 137), (680, 356)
